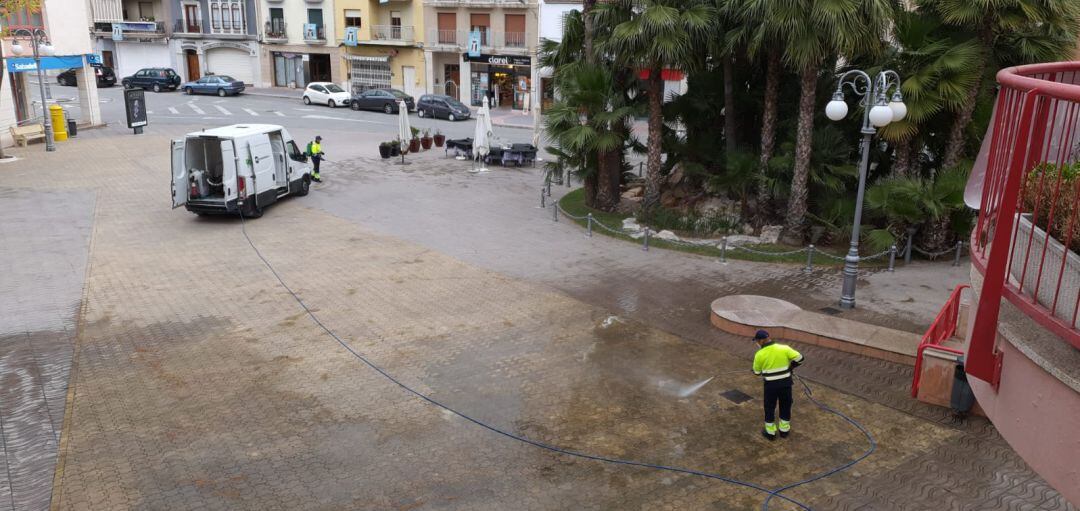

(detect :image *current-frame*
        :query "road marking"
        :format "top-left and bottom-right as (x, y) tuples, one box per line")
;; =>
(301, 114), (384, 124)
(243, 108), (259, 116)
(147, 111), (154, 114)
(296, 108), (320, 112)
(273, 111), (285, 117)
(213, 105), (232, 115)
(168, 107), (179, 114)
(188, 103), (206, 115)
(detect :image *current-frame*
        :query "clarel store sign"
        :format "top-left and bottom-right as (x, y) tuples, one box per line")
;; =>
(462, 53), (531, 67)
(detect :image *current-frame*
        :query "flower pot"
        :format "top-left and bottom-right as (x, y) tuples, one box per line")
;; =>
(433, 134), (445, 147)
(409, 138), (420, 153)
(390, 145), (401, 157)
(379, 145), (391, 159)
(1010, 213), (1080, 324)
(420, 137), (432, 150)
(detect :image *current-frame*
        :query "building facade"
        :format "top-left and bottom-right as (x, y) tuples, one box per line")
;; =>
(258, 0), (342, 88)
(422, 0), (537, 108)
(335, 0), (426, 98)
(86, 0), (260, 84)
(536, 0), (576, 112)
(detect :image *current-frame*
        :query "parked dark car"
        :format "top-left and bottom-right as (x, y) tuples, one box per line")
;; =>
(121, 67), (181, 92)
(181, 75), (245, 96)
(350, 88), (414, 114)
(416, 94), (471, 121)
(57, 66), (116, 87)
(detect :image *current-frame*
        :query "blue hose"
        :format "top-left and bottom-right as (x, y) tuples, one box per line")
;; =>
(238, 215), (874, 510)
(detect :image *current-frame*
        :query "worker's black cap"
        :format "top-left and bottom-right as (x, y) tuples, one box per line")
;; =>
(315, 135), (322, 141)
(754, 329), (770, 340)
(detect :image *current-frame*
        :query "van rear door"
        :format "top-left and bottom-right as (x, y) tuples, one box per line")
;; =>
(248, 134), (276, 202)
(171, 139), (187, 208)
(221, 139), (239, 202)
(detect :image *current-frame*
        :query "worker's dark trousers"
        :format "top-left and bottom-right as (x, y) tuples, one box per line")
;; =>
(763, 378), (794, 423)
(312, 155), (322, 173)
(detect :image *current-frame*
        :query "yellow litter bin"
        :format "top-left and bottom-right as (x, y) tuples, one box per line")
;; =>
(49, 104), (68, 142)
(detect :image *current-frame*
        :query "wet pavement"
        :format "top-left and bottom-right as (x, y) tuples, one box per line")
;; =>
(0, 188), (95, 511)
(0, 130), (1075, 510)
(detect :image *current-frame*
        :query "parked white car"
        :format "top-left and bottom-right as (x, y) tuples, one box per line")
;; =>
(303, 82), (351, 108)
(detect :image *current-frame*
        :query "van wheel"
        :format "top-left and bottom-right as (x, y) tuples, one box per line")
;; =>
(297, 176), (311, 196)
(243, 202), (263, 218)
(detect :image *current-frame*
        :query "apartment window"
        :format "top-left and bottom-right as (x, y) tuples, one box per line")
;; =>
(1, 8), (43, 29)
(505, 14), (525, 47)
(232, 4), (242, 29)
(138, 2), (154, 19)
(345, 9), (361, 28)
(211, 3), (222, 29)
(308, 8), (323, 27)
(437, 12), (455, 44)
(221, 5), (231, 30)
(470, 13), (489, 45)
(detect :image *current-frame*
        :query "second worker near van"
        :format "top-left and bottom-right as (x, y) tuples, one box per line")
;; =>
(306, 136), (325, 182)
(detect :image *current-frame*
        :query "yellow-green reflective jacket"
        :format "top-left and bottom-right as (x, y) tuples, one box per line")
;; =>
(752, 342), (804, 381)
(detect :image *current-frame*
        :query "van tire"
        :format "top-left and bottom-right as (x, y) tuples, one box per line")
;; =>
(243, 202), (263, 218)
(296, 176), (311, 196)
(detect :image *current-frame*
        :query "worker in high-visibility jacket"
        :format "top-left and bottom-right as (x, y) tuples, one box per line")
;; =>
(752, 329), (804, 440)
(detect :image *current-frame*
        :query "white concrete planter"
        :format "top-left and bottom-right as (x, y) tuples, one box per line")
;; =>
(1009, 213), (1080, 326)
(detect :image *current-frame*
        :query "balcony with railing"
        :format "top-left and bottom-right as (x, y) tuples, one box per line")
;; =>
(952, 60), (1080, 506)
(173, 18), (205, 36)
(303, 24), (326, 42)
(264, 20), (287, 42)
(425, 29), (532, 51)
(369, 25), (414, 44)
(92, 20), (166, 37)
(425, 0), (531, 8)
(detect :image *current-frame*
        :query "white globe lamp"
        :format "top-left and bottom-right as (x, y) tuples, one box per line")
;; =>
(825, 96), (848, 122)
(888, 92), (907, 122)
(869, 103), (893, 127)
(10, 41), (24, 56)
(39, 43), (55, 56)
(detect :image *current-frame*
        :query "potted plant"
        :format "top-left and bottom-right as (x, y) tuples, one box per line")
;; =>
(433, 128), (445, 147)
(409, 127), (421, 153)
(379, 141), (392, 159)
(390, 138), (401, 157)
(420, 129), (433, 150)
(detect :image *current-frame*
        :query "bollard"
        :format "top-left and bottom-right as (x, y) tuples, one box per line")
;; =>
(642, 227), (650, 251)
(888, 245), (897, 272)
(546, 178), (552, 197)
(904, 228), (916, 264)
(586, 213), (593, 237)
(638, 162), (643, 177)
(953, 241), (963, 266)
(552, 203), (558, 222)
(540, 188), (546, 208)
(720, 237), (728, 263)
(803, 245), (815, 273)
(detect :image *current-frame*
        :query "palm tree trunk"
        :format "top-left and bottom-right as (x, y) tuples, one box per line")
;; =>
(582, 0), (596, 64)
(584, 172), (599, 209)
(642, 66), (665, 211)
(596, 147), (622, 211)
(755, 49), (780, 225)
(942, 33), (988, 170)
(892, 139), (914, 177)
(723, 55), (736, 155)
(782, 64), (819, 245)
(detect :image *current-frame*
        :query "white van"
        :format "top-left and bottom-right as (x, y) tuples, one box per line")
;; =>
(171, 124), (313, 217)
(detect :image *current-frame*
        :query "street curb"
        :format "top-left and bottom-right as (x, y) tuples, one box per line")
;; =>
(244, 91), (301, 100)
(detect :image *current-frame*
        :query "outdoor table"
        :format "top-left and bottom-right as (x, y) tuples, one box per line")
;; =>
(486, 144), (538, 166)
(445, 138), (473, 158)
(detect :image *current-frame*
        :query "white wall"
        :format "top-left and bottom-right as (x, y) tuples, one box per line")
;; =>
(539, 3), (579, 43)
(46, 0), (95, 56)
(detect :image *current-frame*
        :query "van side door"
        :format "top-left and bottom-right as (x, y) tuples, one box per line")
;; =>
(171, 139), (188, 208)
(248, 134), (276, 205)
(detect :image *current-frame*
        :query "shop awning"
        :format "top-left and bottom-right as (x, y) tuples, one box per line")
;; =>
(7, 55), (86, 73)
(345, 55), (390, 63)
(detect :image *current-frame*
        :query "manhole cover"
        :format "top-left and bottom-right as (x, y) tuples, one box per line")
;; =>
(820, 306), (842, 315)
(720, 389), (753, 404)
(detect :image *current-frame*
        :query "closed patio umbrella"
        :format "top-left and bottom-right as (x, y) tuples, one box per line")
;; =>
(397, 100), (411, 165)
(472, 97), (491, 172)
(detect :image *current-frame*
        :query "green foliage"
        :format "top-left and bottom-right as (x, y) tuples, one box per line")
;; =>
(862, 165), (972, 251)
(1022, 162), (1080, 253)
(636, 206), (739, 237)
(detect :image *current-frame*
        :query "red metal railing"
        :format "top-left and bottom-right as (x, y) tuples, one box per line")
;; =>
(911, 285), (970, 397)
(968, 61), (1080, 387)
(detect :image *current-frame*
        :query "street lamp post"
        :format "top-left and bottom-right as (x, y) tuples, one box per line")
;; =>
(11, 28), (56, 152)
(825, 69), (906, 309)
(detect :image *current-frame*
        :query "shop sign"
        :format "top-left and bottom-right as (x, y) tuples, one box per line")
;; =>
(344, 27), (359, 46)
(86, 54), (103, 66)
(463, 53), (530, 67)
(112, 23), (123, 41)
(467, 30), (481, 57)
(125, 88), (148, 130)
(6, 55), (85, 73)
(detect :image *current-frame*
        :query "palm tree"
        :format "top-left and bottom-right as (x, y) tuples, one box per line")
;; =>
(772, 0), (895, 244)
(876, 9), (981, 177)
(923, 0), (1080, 169)
(543, 66), (635, 210)
(600, 0), (716, 211)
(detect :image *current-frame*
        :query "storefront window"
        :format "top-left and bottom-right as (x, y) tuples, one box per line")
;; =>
(470, 70), (488, 107)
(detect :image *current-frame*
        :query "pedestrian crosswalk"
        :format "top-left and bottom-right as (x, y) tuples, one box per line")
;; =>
(160, 103), (297, 118)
